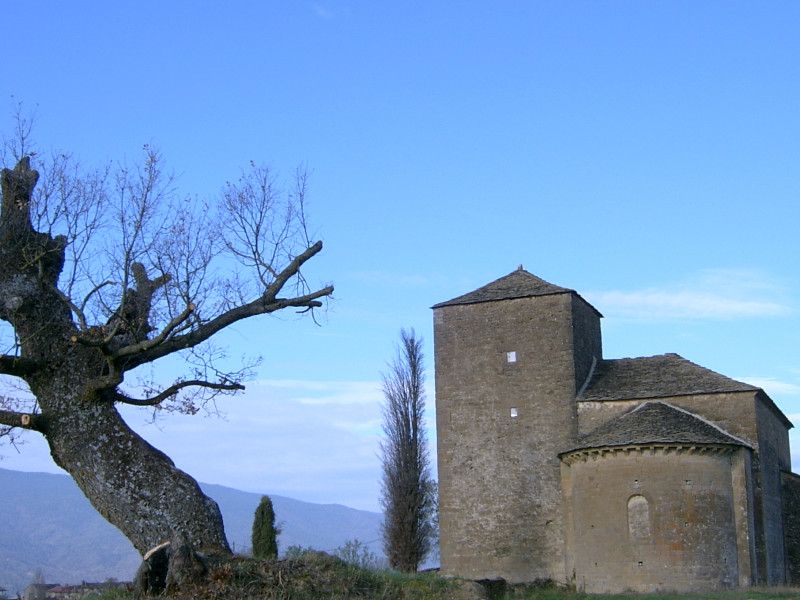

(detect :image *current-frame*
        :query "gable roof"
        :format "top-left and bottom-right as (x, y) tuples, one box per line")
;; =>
(565, 401), (750, 453)
(432, 267), (580, 308)
(580, 353), (759, 402)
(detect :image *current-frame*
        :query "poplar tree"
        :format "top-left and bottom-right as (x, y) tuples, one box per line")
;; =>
(379, 328), (435, 572)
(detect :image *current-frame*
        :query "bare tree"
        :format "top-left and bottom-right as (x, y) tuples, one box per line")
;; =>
(0, 115), (333, 574)
(379, 328), (435, 572)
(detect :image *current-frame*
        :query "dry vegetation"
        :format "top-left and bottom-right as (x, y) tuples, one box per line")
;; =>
(89, 552), (800, 600)
(131, 552), (479, 600)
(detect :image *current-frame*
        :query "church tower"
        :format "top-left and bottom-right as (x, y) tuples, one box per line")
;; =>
(433, 268), (602, 582)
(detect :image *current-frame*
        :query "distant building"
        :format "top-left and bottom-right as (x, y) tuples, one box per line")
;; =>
(22, 581), (129, 600)
(23, 584), (57, 600)
(41, 585), (76, 600)
(433, 268), (800, 593)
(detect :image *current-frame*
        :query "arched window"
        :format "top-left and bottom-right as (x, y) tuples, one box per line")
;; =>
(628, 495), (651, 539)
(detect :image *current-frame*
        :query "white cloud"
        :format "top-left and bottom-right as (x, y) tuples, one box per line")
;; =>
(2, 372), (437, 512)
(310, 3), (334, 20)
(253, 379), (381, 405)
(737, 378), (800, 397)
(586, 269), (794, 321)
(1, 380), (390, 511)
(124, 384), (386, 510)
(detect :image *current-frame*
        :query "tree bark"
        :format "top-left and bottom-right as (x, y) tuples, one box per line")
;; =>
(11, 271), (232, 558)
(43, 391), (230, 556)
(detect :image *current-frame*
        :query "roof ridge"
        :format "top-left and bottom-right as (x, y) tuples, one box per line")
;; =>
(565, 400), (750, 453)
(635, 401), (752, 447)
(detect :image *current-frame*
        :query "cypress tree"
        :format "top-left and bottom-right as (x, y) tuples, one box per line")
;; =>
(252, 495), (279, 559)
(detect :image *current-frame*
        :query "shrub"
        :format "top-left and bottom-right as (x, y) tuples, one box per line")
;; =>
(251, 495), (280, 559)
(333, 538), (382, 570)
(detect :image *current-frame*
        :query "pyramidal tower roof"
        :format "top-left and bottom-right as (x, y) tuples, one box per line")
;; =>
(432, 267), (580, 308)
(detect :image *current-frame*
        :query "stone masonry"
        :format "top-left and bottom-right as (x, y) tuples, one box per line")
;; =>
(433, 268), (797, 592)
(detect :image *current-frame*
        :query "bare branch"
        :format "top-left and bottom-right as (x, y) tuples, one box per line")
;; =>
(2, 98), (37, 161)
(84, 372), (124, 397)
(0, 408), (45, 432)
(101, 301), (195, 357)
(113, 379), (245, 407)
(31, 150), (110, 301)
(113, 240), (333, 370)
(73, 280), (117, 329)
(0, 354), (39, 377)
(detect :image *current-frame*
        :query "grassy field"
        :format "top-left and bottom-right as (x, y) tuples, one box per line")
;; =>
(88, 554), (800, 600)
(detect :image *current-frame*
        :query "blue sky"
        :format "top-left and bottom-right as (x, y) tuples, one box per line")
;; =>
(1, 2), (799, 512)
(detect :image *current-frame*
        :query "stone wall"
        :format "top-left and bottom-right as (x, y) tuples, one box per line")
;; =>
(570, 294), (603, 393)
(577, 391), (760, 443)
(576, 390), (790, 585)
(435, 292), (597, 583)
(561, 445), (752, 593)
(754, 393), (791, 584)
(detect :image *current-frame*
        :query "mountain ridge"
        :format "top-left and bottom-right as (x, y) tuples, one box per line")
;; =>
(0, 467), (382, 595)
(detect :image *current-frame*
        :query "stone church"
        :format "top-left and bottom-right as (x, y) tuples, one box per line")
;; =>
(433, 268), (800, 593)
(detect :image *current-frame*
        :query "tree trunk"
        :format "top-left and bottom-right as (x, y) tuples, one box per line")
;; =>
(11, 257), (232, 558)
(42, 391), (231, 557)
(13, 302), (231, 558)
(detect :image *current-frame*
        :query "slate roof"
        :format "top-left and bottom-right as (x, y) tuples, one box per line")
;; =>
(564, 401), (750, 453)
(579, 353), (759, 402)
(432, 268), (577, 308)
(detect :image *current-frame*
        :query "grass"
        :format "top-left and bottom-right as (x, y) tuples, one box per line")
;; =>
(86, 554), (800, 600)
(153, 552), (472, 599)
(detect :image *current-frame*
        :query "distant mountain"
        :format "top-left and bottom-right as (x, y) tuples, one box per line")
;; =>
(0, 468), (382, 596)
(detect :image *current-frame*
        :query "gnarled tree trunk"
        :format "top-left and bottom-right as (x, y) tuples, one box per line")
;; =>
(41, 388), (230, 557)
